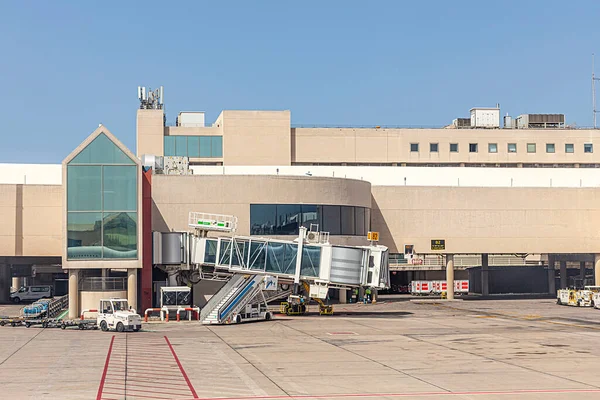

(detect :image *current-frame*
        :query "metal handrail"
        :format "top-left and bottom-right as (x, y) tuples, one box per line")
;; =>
(79, 277), (127, 291)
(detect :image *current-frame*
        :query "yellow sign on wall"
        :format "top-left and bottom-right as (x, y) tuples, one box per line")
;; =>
(367, 231), (379, 241)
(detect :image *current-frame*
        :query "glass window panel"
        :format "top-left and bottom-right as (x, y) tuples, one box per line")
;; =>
(322, 206), (341, 235)
(218, 239), (231, 265)
(429, 143), (438, 152)
(231, 239), (248, 267)
(527, 143), (536, 153)
(469, 143), (478, 153)
(204, 239), (217, 264)
(175, 136), (187, 157)
(103, 166), (137, 211)
(164, 136), (176, 156)
(301, 205), (319, 229)
(266, 243), (285, 273)
(249, 241), (266, 270)
(546, 143), (555, 153)
(365, 208), (371, 233)
(67, 166), (101, 211)
(585, 143), (594, 153)
(102, 212), (137, 259)
(300, 246), (321, 277)
(565, 143), (574, 153)
(67, 212), (102, 259)
(187, 136), (200, 158)
(276, 204), (301, 234)
(199, 136), (211, 157)
(282, 243), (297, 275)
(211, 136), (223, 158)
(250, 205), (276, 235)
(69, 133), (135, 165)
(450, 143), (459, 152)
(341, 206), (355, 235)
(355, 207), (366, 236)
(410, 143), (419, 152)
(488, 143), (497, 153)
(508, 143), (517, 153)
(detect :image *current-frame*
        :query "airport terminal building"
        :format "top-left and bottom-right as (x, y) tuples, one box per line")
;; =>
(2, 90), (600, 316)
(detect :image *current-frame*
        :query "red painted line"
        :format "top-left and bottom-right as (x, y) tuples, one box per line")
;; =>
(96, 335), (115, 400)
(164, 336), (199, 399)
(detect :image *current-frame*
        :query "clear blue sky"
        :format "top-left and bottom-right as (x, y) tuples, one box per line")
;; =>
(1, 1), (599, 163)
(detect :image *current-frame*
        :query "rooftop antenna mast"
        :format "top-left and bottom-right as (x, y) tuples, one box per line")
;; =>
(138, 86), (164, 110)
(594, 55), (600, 128)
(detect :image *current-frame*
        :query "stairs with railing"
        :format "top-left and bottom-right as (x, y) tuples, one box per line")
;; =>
(201, 275), (264, 324)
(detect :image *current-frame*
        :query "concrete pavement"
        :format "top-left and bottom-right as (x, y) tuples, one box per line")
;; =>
(1, 298), (600, 399)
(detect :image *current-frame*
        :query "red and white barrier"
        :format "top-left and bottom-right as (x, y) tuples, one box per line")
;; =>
(455, 280), (469, 293)
(162, 306), (170, 322)
(411, 280), (469, 296)
(410, 281), (433, 295)
(144, 308), (166, 322)
(80, 309), (98, 320)
(176, 307), (200, 322)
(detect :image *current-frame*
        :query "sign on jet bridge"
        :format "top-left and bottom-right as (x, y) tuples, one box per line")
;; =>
(261, 275), (278, 291)
(431, 239), (445, 251)
(367, 231), (379, 241)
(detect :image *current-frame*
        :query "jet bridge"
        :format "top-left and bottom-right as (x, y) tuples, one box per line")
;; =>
(154, 212), (390, 324)
(189, 227), (390, 291)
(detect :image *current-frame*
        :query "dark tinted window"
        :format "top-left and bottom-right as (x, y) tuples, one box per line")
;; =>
(250, 205), (276, 235)
(250, 204), (369, 236)
(341, 206), (355, 235)
(276, 205), (302, 234)
(321, 206), (341, 235)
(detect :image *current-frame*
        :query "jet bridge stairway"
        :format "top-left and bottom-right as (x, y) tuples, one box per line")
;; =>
(200, 274), (266, 324)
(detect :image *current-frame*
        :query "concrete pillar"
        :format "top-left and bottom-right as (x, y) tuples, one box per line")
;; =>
(127, 269), (138, 311)
(548, 255), (556, 295)
(580, 261), (586, 285)
(68, 269), (79, 319)
(11, 277), (21, 292)
(0, 264), (11, 303)
(560, 261), (568, 289)
(101, 268), (108, 291)
(339, 288), (347, 304)
(446, 254), (454, 300)
(481, 253), (489, 296)
(595, 254), (600, 286)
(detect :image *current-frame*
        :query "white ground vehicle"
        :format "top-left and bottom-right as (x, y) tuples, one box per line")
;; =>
(10, 286), (53, 303)
(97, 299), (142, 332)
(557, 287), (600, 307)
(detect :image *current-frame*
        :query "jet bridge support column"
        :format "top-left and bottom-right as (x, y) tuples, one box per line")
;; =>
(548, 254), (556, 295)
(595, 254), (600, 286)
(446, 254), (454, 300)
(560, 261), (568, 289)
(293, 226), (306, 295)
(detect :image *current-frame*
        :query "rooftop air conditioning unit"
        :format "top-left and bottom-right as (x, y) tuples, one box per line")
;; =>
(306, 231), (320, 243)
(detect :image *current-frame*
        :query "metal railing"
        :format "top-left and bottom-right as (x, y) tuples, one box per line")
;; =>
(390, 254), (543, 269)
(79, 277), (127, 291)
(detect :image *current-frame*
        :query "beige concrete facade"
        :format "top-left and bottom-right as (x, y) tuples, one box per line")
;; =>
(139, 108), (600, 167)
(136, 109), (164, 158)
(151, 174), (371, 246)
(293, 127), (600, 165)
(371, 186), (600, 254)
(0, 184), (62, 257)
